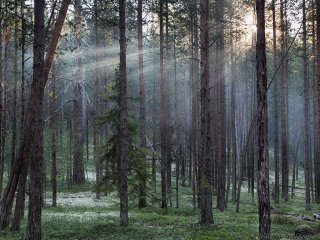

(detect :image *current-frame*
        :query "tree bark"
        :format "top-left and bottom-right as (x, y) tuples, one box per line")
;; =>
(159, 0), (167, 209)
(280, 0), (289, 202)
(0, 0), (70, 229)
(272, 0), (280, 204)
(94, 0), (101, 200)
(26, 0), (46, 238)
(302, 0), (311, 211)
(199, 0), (213, 225)
(119, 0), (129, 227)
(231, 38), (237, 203)
(138, 0), (147, 209)
(215, 0), (226, 211)
(0, 0), (3, 197)
(315, 0), (320, 204)
(51, 60), (57, 207)
(11, 0), (19, 169)
(256, 0), (271, 238)
(72, 0), (86, 185)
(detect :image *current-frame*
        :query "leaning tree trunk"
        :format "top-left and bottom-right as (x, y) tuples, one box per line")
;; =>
(256, 0), (271, 239)
(0, 0), (70, 229)
(199, 0), (213, 225)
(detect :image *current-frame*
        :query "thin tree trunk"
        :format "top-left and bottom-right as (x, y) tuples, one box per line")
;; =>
(256, 0), (271, 238)
(26, 0), (46, 238)
(72, 0), (85, 185)
(51, 60), (57, 207)
(216, 1), (226, 211)
(292, 131), (302, 198)
(165, 1), (172, 208)
(315, 0), (320, 204)
(272, 0), (280, 204)
(138, 0), (147, 209)
(302, 0), (311, 211)
(159, 0), (167, 209)
(280, 0), (289, 202)
(0, 1), (3, 196)
(20, 0), (26, 133)
(231, 38), (237, 203)
(119, 0), (128, 226)
(152, 50), (157, 195)
(94, 0), (101, 200)
(11, 0), (19, 169)
(199, 0), (213, 225)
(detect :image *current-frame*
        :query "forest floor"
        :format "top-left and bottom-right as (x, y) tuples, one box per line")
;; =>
(1, 174), (320, 239)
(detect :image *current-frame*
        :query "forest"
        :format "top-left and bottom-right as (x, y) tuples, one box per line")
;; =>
(0, 0), (320, 239)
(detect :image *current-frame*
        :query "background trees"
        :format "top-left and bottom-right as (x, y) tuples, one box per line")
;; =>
(0, 0), (320, 238)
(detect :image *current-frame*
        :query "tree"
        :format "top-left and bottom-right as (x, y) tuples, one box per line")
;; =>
(138, 0), (147, 209)
(302, 0), (311, 211)
(315, 0), (320, 204)
(256, 0), (271, 238)
(199, 0), (213, 225)
(280, 0), (289, 202)
(51, 60), (57, 207)
(26, 0), (46, 237)
(94, 0), (101, 200)
(0, 0), (70, 229)
(72, 0), (86, 185)
(214, 0), (226, 212)
(119, 0), (129, 226)
(272, 0), (280, 204)
(159, 0), (167, 209)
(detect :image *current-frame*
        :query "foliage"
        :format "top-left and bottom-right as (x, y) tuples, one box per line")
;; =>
(96, 65), (155, 206)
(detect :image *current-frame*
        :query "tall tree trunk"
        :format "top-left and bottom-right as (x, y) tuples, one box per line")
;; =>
(292, 131), (302, 198)
(280, 0), (289, 202)
(159, 0), (167, 209)
(27, 0), (46, 238)
(199, 0), (213, 225)
(138, 0), (147, 209)
(256, 0), (271, 238)
(72, 0), (85, 185)
(302, 0), (311, 211)
(231, 38), (237, 203)
(0, 0), (70, 229)
(20, 0), (26, 133)
(315, 0), (320, 204)
(51, 60), (57, 207)
(119, 0), (128, 227)
(272, 0), (280, 204)
(152, 51), (157, 195)
(0, 0), (3, 196)
(191, 5), (199, 209)
(94, 0), (101, 200)
(165, 1), (172, 207)
(11, 0), (19, 169)
(216, 0), (226, 211)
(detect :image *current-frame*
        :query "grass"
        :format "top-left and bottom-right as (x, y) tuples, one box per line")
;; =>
(1, 178), (320, 239)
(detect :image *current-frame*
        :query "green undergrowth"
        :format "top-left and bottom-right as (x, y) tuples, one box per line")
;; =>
(1, 182), (320, 239)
